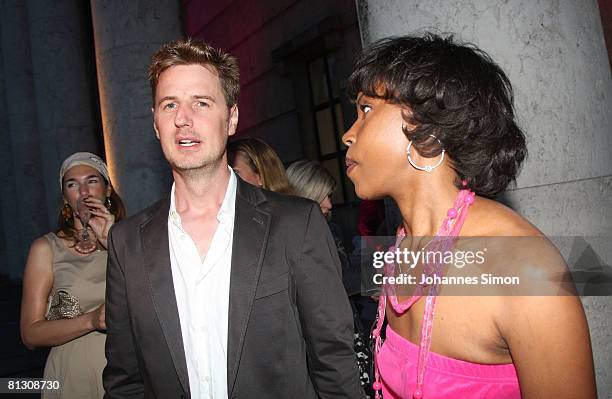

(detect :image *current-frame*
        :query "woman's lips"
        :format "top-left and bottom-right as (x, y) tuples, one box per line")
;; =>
(346, 158), (357, 175)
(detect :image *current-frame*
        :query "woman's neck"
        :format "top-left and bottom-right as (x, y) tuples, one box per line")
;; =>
(393, 174), (461, 237)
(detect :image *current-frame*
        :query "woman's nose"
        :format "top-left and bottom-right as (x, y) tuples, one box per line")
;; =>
(321, 196), (332, 211)
(342, 120), (357, 147)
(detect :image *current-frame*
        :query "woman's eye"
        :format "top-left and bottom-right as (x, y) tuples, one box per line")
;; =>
(360, 104), (372, 115)
(89, 179), (100, 184)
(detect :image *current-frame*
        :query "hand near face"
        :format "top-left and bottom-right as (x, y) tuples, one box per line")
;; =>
(84, 197), (115, 249)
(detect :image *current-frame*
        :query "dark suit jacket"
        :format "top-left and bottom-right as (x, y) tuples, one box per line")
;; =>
(103, 178), (364, 399)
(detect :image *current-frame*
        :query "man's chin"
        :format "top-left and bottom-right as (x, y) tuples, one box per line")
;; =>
(169, 157), (226, 174)
(165, 152), (201, 169)
(172, 161), (203, 170)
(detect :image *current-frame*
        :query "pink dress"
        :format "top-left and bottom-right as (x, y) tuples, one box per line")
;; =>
(372, 190), (521, 399)
(377, 323), (520, 399)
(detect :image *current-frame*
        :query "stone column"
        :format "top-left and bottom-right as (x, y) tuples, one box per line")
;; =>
(90, 0), (182, 213)
(26, 0), (102, 227)
(358, 0), (612, 394)
(0, 0), (49, 279)
(0, 31), (16, 278)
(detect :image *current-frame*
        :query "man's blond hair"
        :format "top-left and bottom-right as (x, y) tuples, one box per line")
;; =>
(148, 38), (239, 107)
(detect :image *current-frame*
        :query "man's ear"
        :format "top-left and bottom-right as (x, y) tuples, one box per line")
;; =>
(152, 108), (160, 140)
(228, 105), (239, 136)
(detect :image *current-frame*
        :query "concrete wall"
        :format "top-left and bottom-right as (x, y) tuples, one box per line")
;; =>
(357, 0), (612, 396)
(90, 0), (182, 214)
(0, 0), (97, 279)
(27, 0), (103, 227)
(183, 0), (364, 246)
(0, 27), (13, 278)
(183, 0), (361, 162)
(0, 0), (184, 280)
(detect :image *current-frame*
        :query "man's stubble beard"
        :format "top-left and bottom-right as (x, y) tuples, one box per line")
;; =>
(165, 139), (229, 180)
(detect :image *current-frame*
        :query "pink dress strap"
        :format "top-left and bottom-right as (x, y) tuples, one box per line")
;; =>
(372, 190), (475, 399)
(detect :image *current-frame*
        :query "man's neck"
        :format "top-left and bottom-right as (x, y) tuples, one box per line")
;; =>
(173, 161), (231, 216)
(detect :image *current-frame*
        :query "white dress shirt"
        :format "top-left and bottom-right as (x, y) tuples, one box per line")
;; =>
(168, 169), (236, 399)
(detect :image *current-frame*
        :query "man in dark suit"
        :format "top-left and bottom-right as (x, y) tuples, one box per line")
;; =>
(103, 38), (363, 399)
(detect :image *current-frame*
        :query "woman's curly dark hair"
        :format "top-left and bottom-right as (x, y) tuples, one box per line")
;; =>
(347, 33), (527, 198)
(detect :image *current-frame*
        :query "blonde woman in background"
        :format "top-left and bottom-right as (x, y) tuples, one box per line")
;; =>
(228, 137), (293, 194)
(286, 160), (334, 217)
(287, 160), (345, 271)
(287, 159), (373, 394)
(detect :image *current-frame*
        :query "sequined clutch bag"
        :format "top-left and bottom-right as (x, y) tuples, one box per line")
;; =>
(46, 289), (83, 320)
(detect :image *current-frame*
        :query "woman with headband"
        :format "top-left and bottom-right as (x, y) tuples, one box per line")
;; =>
(20, 152), (126, 398)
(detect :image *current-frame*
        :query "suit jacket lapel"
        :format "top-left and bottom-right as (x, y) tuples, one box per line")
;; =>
(140, 198), (190, 397)
(227, 180), (271, 396)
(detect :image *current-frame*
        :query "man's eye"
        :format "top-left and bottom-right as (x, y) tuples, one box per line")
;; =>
(196, 101), (208, 108)
(163, 103), (176, 110)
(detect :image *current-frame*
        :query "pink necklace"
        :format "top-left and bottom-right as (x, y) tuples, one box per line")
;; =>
(372, 188), (475, 399)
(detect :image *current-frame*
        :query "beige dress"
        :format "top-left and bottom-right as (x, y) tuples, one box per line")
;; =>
(41, 233), (107, 399)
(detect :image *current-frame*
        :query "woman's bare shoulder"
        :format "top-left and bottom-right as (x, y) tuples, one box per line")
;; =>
(29, 235), (52, 256)
(465, 196), (543, 237)
(24, 235), (54, 281)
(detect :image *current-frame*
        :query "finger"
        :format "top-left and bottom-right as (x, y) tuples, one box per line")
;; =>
(90, 210), (113, 219)
(84, 197), (103, 204)
(90, 210), (113, 218)
(84, 201), (106, 210)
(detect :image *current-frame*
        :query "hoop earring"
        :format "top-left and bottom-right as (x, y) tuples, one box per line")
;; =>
(61, 203), (73, 223)
(406, 135), (445, 173)
(105, 197), (111, 210)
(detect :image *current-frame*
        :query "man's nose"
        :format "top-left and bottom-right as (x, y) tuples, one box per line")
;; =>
(174, 105), (193, 127)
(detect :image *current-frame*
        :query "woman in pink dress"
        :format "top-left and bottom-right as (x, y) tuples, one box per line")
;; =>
(342, 34), (596, 399)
